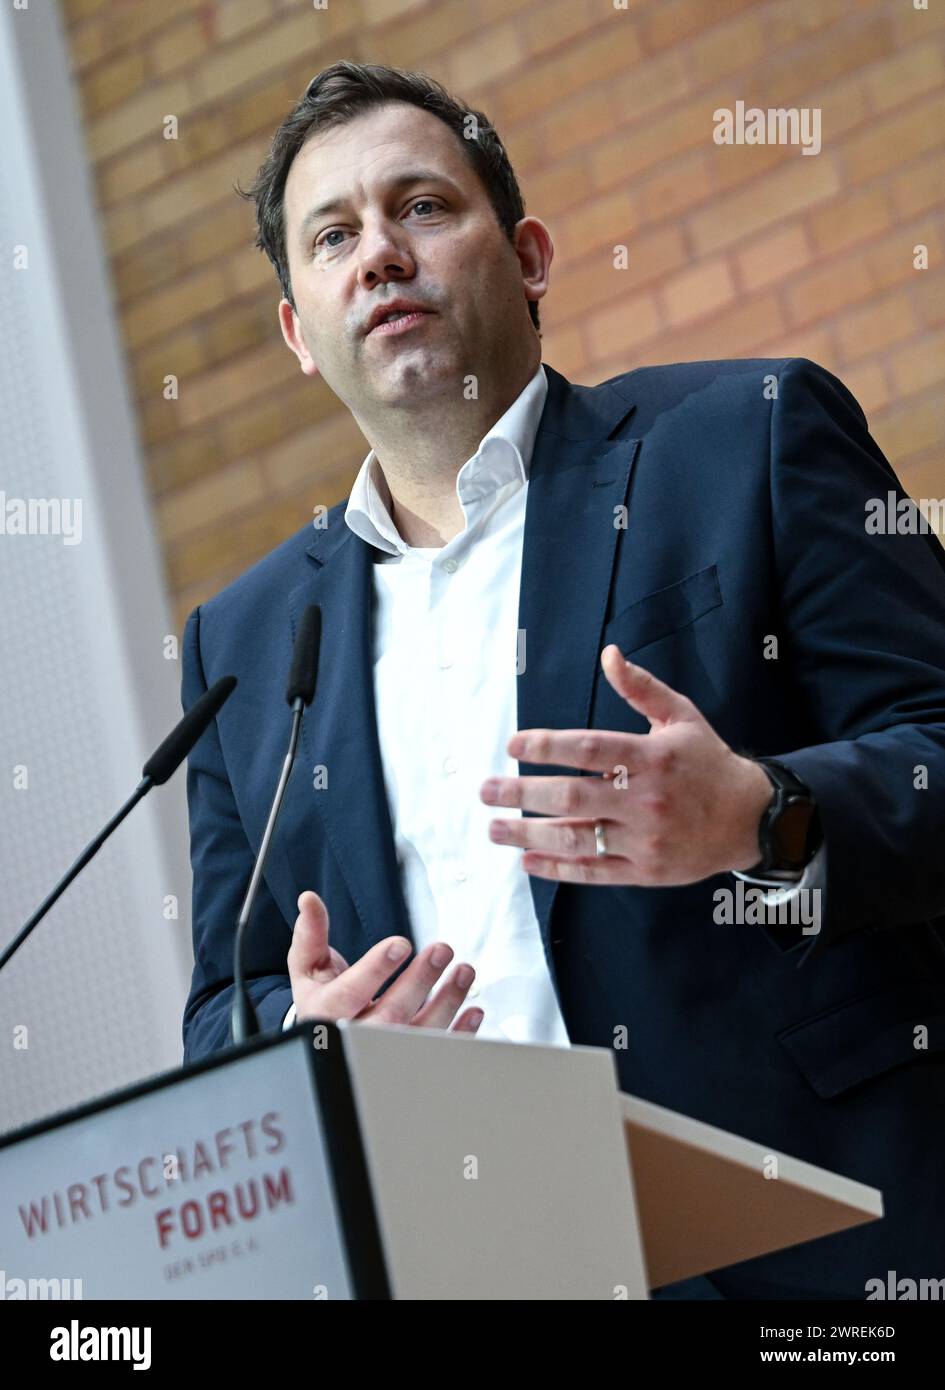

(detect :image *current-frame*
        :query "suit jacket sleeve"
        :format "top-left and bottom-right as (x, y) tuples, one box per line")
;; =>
(181, 605), (294, 1062)
(763, 356), (945, 965)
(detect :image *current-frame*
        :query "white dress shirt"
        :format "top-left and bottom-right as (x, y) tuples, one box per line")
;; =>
(285, 363), (571, 1046)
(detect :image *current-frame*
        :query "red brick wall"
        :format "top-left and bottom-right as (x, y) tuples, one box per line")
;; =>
(61, 0), (945, 629)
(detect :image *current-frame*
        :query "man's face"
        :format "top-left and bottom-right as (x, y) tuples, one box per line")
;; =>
(278, 102), (546, 416)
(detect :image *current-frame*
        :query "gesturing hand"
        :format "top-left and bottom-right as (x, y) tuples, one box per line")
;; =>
(288, 891), (484, 1032)
(480, 645), (773, 887)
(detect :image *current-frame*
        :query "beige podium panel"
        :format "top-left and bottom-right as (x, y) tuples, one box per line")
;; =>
(339, 1022), (649, 1300)
(621, 1092), (882, 1289)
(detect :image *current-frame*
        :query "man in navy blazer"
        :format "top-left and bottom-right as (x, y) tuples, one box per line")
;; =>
(182, 63), (945, 1299)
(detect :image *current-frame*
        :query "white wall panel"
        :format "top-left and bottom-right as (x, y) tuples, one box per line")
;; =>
(0, 1), (194, 1131)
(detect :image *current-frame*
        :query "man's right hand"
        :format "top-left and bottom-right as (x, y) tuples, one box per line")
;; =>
(287, 890), (484, 1032)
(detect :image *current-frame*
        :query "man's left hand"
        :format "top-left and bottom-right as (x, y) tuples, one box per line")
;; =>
(480, 644), (774, 887)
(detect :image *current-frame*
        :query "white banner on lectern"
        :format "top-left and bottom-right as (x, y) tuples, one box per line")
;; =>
(0, 1042), (354, 1300)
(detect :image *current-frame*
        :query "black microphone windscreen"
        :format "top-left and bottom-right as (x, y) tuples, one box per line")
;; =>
(286, 605), (321, 706)
(142, 675), (237, 785)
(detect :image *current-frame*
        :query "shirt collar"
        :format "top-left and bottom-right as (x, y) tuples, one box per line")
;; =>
(345, 363), (548, 556)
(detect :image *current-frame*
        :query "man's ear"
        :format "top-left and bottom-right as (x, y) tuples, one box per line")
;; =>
(278, 298), (320, 378)
(514, 217), (553, 313)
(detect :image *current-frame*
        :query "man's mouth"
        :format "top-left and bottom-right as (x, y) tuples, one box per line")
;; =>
(367, 310), (430, 337)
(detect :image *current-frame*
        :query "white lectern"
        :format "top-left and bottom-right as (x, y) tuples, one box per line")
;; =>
(0, 1022), (881, 1300)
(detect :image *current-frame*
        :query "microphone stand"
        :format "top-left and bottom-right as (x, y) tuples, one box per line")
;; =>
(0, 779), (151, 973)
(0, 675), (236, 977)
(230, 700), (305, 1044)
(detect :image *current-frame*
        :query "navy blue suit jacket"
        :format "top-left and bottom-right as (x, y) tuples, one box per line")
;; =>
(181, 357), (945, 1297)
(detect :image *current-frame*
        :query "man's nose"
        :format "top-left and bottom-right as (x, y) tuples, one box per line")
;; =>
(357, 219), (416, 286)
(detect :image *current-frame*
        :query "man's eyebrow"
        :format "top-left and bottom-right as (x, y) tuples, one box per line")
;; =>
(296, 169), (460, 248)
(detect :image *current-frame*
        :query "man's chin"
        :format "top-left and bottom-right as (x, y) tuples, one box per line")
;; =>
(372, 352), (462, 400)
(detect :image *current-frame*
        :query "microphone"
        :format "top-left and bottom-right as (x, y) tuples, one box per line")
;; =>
(285, 603), (321, 706)
(230, 606), (321, 1045)
(0, 675), (237, 975)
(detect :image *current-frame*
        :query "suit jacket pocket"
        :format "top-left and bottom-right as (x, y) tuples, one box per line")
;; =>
(602, 563), (722, 656)
(776, 986), (945, 1099)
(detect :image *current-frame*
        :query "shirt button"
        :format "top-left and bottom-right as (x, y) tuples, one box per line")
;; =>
(468, 984), (480, 998)
(453, 866), (468, 882)
(442, 755), (458, 775)
(439, 652), (453, 669)
(443, 558), (459, 574)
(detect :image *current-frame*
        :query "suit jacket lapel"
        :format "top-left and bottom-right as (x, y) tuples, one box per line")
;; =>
(517, 363), (640, 955)
(282, 524), (414, 960)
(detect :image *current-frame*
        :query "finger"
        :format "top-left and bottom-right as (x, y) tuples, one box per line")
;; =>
(481, 773), (615, 817)
(411, 963), (477, 1030)
(323, 934), (414, 1018)
(287, 890), (333, 983)
(489, 815), (626, 859)
(369, 941), (457, 1024)
(601, 646), (690, 726)
(452, 1007), (485, 1033)
(507, 727), (648, 774)
(521, 851), (640, 885)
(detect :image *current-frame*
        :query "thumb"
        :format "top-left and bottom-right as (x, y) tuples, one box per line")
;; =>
(288, 890), (331, 978)
(600, 645), (690, 727)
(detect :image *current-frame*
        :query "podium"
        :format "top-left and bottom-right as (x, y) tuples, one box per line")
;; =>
(0, 1022), (881, 1300)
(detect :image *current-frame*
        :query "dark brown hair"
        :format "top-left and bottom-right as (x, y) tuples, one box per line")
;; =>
(236, 60), (540, 334)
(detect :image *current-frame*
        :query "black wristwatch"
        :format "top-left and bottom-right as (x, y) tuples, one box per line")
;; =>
(741, 758), (822, 884)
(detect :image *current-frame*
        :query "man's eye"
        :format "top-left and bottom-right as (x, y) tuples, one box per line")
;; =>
(316, 229), (347, 251)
